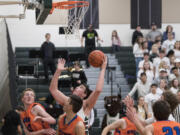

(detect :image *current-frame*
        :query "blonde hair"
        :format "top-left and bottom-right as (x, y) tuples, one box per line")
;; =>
(21, 88), (36, 99)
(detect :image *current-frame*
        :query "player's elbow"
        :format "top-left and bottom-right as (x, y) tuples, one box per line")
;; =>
(49, 117), (56, 124)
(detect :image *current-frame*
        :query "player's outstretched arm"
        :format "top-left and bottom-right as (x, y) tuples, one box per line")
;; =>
(85, 56), (107, 110)
(33, 105), (56, 124)
(101, 119), (125, 135)
(49, 58), (68, 105)
(75, 121), (85, 135)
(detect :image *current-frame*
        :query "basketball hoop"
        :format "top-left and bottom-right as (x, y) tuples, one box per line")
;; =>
(50, 1), (89, 39)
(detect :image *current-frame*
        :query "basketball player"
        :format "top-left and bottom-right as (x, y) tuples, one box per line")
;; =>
(49, 57), (107, 132)
(20, 88), (56, 135)
(101, 106), (138, 135)
(127, 100), (180, 135)
(57, 95), (85, 135)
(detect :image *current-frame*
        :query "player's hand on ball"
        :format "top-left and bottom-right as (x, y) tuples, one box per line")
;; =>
(101, 55), (107, 69)
(57, 58), (67, 71)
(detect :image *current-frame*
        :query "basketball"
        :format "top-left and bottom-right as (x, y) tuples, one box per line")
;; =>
(88, 50), (105, 67)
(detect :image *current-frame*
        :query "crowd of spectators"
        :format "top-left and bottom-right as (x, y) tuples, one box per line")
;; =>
(130, 23), (180, 122)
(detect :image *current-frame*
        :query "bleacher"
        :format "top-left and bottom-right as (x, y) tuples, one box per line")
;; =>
(15, 46), (136, 134)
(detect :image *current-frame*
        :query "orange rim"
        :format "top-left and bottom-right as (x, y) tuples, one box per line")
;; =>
(50, 1), (89, 14)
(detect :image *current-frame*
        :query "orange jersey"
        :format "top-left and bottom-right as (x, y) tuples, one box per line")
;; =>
(152, 121), (180, 135)
(114, 117), (137, 135)
(20, 103), (50, 132)
(58, 114), (84, 135)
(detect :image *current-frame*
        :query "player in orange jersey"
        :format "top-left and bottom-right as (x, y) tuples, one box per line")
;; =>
(127, 100), (180, 135)
(57, 95), (85, 135)
(49, 58), (107, 121)
(101, 105), (138, 135)
(20, 88), (56, 135)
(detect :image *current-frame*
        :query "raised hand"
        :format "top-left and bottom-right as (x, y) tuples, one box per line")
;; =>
(57, 58), (66, 71)
(123, 95), (134, 108)
(101, 55), (107, 70)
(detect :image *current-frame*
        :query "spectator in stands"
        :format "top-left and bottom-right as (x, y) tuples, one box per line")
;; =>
(71, 61), (87, 89)
(173, 90), (180, 123)
(158, 61), (170, 75)
(149, 44), (159, 62)
(146, 22), (162, 50)
(40, 33), (56, 80)
(174, 58), (180, 71)
(169, 56), (176, 70)
(142, 41), (149, 53)
(133, 36), (144, 76)
(137, 61), (154, 83)
(153, 50), (170, 78)
(170, 78), (179, 94)
(111, 30), (121, 53)
(154, 68), (169, 85)
(139, 52), (153, 70)
(81, 24), (103, 68)
(132, 25), (143, 45)
(156, 79), (168, 96)
(137, 96), (147, 120)
(128, 72), (151, 98)
(162, 25), (175, 42)
(144, 84), (160, 118)
(162, 32), (176, 54)
(169, 67), (180, 83)
(173, 41), (180, 59)
(1, 106), (24, 135)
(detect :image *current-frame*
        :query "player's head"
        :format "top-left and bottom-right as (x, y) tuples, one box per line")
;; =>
(162, 91), (179, 112)
(21, 88), (35, 106)
(72, 84), (87, 99)
(153, 100), (171, 121)
(45, 33), (51, 41)
(63, 95), (83, 113)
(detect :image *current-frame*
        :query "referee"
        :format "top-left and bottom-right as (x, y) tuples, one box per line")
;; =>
(40, 33), (56, 80)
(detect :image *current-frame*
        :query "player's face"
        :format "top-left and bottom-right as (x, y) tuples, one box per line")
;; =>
(73, 85), (86, 99)
(22, 91), (35, 105)
(63, 98), (72, 112)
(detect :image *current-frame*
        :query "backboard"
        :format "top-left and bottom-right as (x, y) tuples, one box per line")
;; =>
(36, 0), (68, 25)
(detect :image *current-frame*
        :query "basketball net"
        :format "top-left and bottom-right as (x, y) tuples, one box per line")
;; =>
(51, 1), (89, 40)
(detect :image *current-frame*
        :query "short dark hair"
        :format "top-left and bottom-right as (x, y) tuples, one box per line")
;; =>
(171, 67), (178, 71)
(162, 91), (179, 112)
(159, 50), (165, 54)
(140, 72), (146, 77)
(143, 52), (149, 56)
(69, 95), (83, 113)
(151, 83), (158, 88)
(153, 100), (171, 121)
(21, 88), (36, 99)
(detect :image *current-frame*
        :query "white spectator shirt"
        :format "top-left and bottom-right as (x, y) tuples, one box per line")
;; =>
(145, 92), (160, 114)
(170, 87), (178, 94)
(128, 81), (151, 97)
(162, 39), (176, 54)
(137, 69), (154, 83)
(156, 87), (164, 96)
(133, 43), (144, 57)
(153, 57), (170, 77)
(174, 49), (180, 59)
(138, 60), (153, 70)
